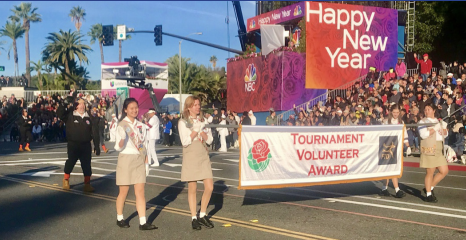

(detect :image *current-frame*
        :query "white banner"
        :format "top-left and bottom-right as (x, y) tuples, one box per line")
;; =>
(239, 125), (404, 189)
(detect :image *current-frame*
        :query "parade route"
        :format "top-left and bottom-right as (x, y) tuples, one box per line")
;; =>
(1, 141), (466, 240)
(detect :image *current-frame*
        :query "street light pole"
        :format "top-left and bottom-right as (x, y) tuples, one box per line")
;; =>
(179, 32), (202, 113)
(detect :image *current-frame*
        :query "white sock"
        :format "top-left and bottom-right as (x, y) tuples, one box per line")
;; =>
(139, 217), (146, 225)
(431, 186), (434, 191)
(117, 214), (124, 221)
(382, 186), (388, 191)
(426, 192), (432, 197)
(199, 212), (206, 218)
(191, 216), (197, 220)
(395, 187), (400, 193)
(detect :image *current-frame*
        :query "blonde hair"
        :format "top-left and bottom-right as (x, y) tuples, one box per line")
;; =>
(182, 96), (204, 122)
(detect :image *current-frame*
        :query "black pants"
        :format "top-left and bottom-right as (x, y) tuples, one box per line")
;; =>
(163, 133), (170, 146)
(20, 130), (32, 146)
(65, 141), (92, 176)
(92, 131), (101, 154)
(212, 130), (220, 150)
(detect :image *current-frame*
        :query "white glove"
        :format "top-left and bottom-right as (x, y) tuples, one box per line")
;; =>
(406, 147), (411, 156)
(117, 127), (126, 139)
(199, 121), (206, 132)
(192, 120), (201, 133)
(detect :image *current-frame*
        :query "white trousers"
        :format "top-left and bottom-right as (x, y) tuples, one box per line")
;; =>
(219, 134), (227, 152)
(148, 139), (159, 166)
(109, 128), (116, 142)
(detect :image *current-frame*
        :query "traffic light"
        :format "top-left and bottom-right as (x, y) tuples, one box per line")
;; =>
(154, 25), (162, 46)
(102, 25), (114, 46)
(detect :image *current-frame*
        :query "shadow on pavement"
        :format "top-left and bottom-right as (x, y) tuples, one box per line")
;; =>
(126, 181), (186, 224)
(0, 168), (116, 237)
(208, 180), (228, 217)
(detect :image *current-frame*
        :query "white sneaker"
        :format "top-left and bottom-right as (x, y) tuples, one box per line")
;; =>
(461, 156), (466, 165)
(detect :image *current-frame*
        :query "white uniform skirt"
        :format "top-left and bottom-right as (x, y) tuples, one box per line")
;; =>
(116, 153), (146, 185)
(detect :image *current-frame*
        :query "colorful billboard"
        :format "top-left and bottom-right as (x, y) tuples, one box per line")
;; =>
(227, 51), (326, 113)
(305, 2), (398, 89)
(247, 2), (305, 32)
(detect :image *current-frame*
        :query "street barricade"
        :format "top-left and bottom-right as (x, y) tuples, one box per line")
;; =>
(238, 125), (405, 190)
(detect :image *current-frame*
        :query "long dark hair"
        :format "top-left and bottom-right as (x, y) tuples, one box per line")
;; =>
(119, 98), (138, 121)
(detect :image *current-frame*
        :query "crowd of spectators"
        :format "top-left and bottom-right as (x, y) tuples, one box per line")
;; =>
(0, 74), (29, 87)
(269, 56), (466, 163)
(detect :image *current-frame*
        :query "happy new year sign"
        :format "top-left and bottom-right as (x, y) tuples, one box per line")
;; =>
(305, 2), (398, 89)
(239, 125), (404, 190)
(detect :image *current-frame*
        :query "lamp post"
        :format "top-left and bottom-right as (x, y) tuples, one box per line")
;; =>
(179, 32), (202, 113)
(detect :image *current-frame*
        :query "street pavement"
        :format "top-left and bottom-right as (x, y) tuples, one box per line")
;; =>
(0, 141), (465, 240)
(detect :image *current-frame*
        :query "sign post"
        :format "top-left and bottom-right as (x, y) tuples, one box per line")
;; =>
(117, 25), (126, 40)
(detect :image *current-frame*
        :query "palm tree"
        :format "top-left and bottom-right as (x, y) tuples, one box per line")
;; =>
(166, 54), (198, 94)
(88, 23), (104, 63)
(43, 30), (91, 89)
(113, 25), (131, 62)
(30, 60), (45, 89)
(69, 6), (86, 66)
(0, 40), (6, 55)
(69, 6), (86, 33)
(10, 2), (42, 86)
(0, 21), (25, 81)
(209, 55), (218, 68)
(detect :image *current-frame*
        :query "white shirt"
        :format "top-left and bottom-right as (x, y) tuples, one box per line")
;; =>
(178, 116), (213, 147)
(249, 115), (256, 125)
(114, 117), (148, 154)
(418, 118), (448, 141)
(382, 118), (409, 144)
(147, 115), (160, 140)
(109, 117), (118, 130)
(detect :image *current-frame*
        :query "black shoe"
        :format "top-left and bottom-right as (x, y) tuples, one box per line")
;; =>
(378, 189), (390, 196)
(192, 219), (202, 230)
(116, 220), (130, 228)
(198, 216), (214, 229)
(395, 190), (406, 198)
(425, 195), (438, 203)
(139, 223), (157, 230)
(423, 188), (435, 197)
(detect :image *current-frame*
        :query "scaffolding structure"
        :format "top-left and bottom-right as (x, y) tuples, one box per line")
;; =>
(392, 1), (416, 52)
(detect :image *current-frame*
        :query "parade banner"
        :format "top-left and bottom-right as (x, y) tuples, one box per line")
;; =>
(305, 2), (398, 89)
(239, 125), (404, 189)
(247, 2), (305, 32)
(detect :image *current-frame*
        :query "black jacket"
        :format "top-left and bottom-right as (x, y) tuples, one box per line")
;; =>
(17, 115), (32, 132)
(57, 92), (93, 143)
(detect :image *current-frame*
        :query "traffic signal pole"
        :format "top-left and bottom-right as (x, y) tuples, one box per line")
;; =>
(129, 30), (244, 55)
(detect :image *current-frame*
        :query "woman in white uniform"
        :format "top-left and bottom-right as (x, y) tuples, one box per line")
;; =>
(178, 96), (215, 230)
(418, 103), (449, 203)
(114, 98), (157, 230)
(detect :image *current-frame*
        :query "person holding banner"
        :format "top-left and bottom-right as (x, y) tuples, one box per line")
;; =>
(179, 96), (215, 230)
(418, 104), (449, 203)
(380, 104), (411, 198)
(114, 98), (157, 230)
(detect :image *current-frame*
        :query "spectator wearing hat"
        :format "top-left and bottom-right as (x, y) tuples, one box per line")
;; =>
(266, 108), (278, 126)
(414, 53), (432, 82)
(0, 75), (6, 87)
(389, 88), (401, 105)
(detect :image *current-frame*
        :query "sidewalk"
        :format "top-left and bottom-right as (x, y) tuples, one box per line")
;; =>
(404, 154), (466, 172)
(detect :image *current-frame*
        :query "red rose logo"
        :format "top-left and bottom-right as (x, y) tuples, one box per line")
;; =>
(251, 139), (271, 163)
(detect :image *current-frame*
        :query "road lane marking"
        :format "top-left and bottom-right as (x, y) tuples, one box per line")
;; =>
(0, 175), (333, 240)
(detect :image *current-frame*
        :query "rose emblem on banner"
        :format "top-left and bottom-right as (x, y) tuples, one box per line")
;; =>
(247, 139), (272, 172)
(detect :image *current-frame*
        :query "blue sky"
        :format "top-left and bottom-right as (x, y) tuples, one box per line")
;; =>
(0, 1), (256, 80)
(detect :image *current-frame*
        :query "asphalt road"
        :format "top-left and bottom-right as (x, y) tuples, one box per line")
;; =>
(0, 141), (465, 240)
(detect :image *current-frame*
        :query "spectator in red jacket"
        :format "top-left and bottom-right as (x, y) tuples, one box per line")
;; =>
(414, 53), (432, 82)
